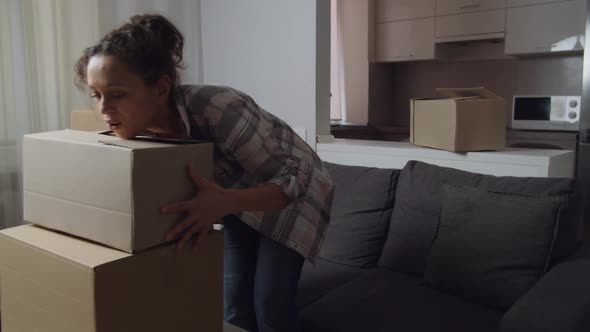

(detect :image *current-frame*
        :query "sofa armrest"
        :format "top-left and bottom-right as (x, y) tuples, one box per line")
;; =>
(500, 257), (590, 332)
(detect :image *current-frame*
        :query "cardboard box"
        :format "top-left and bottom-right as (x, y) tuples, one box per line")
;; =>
(0, 224), (223, 332)
(23, 129), (213, 252)
(410, 87), (506, 152)
(70, 110), (109, 131)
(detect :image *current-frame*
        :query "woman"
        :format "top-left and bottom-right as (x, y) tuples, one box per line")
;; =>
(75, 14), (334, 332)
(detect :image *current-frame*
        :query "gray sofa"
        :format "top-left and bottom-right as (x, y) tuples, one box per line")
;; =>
(297, 160), (590, 332)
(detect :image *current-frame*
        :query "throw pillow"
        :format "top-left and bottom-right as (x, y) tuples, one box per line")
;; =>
(378, 160), (579, 276)
(424, 184), (563, 310)
(319, 162), (399, 267)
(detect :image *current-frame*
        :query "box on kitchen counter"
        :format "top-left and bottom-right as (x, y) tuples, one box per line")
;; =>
(410, 87), (506, 152)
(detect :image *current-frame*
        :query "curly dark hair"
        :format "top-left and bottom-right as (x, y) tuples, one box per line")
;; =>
(75, 14), (184, 98)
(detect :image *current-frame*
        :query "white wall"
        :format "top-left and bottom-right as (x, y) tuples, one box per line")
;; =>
(316, 0), (332, 143)
(200, 0), (330, 148)
(340, 0), (369, 125)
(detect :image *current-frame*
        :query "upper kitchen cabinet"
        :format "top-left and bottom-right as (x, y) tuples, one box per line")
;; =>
(435, 0), (506, 42)
(505, 0), (585, 55)
(437, 0), (506, 15)
(507, 0), (572, 6)
(374, 0), (436, 62)
(375, 18), (436, 62)
(375, 0), (436, 22)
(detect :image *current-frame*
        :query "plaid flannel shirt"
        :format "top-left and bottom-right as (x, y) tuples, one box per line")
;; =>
(175, 85), (334, 262)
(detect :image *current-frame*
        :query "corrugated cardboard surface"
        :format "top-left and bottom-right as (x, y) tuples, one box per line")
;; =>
(70, 110), (108, 131)
(454, 99), (506, 151)
(410, 87), (506, 152)
(0, 224), (223, 332)
(0, 225), (118, 331)
(23, 129), (213, 252)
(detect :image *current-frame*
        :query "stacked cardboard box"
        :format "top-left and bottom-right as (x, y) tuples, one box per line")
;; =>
(22, 129), (214, 253)
(0, 115), (222, 332)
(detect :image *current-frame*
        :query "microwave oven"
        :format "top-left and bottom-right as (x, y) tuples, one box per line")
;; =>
(511, 95), (581, 131)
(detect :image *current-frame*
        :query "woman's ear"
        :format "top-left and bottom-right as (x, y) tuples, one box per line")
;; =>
(155, 75), (172, 101)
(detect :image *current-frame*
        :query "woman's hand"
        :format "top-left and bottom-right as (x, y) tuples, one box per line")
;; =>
(161, 163), (290, 250)
(160, 164), (232, 250)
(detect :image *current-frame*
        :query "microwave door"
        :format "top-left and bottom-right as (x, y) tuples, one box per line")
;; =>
(514, 97), (551, 121)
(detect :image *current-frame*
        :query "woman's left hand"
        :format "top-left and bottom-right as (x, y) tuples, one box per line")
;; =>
(160, 164), (231, 250)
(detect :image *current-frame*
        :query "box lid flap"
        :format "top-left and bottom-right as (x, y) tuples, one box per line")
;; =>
(98, 131), (205, 150)
(25, 129), (120, 145)
(0, 225), (131, 268)
(99, 139), (177, 150)
(25, 130), (205, 150)
(435, 87), (501, 100)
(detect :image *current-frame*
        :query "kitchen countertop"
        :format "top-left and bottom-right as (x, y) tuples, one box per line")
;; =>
(317, 139), (575, 178)
(321, 138), (571, 158)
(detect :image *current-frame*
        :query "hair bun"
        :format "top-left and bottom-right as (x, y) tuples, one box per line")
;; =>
(129, 14), (184, 69)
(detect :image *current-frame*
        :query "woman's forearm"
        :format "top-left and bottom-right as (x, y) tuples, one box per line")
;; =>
(225, 183), (288, 214)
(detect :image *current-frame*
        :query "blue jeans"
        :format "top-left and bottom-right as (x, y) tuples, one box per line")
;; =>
(223, 215), (305, 332)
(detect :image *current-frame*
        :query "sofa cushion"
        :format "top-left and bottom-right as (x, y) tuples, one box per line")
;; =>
(297, 258), (368, 309)
(378, 161), (579, 276)
(501, 254), (590, 332)
(320, 162), (399, 267)
(425, 184), (564, 310)
(299, 268), (501, 332)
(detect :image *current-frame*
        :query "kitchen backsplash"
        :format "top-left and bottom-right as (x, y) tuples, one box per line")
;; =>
(369, 54), (583, 128)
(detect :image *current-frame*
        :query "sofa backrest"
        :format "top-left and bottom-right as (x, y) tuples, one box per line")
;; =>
(319, 162), (400, 268)
(378, 160), (581, 276)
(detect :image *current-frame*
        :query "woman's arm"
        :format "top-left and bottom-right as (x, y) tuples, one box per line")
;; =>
(160, 165), (288, 249)
(225, 183), (288, 214)
(162, 88), (313, 249)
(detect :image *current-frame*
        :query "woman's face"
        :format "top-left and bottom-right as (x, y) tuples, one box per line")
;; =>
(86, 55), (166, 139)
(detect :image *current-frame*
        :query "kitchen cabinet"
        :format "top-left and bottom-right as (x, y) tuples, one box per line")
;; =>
(505, 0), (585, 55)
(376, 0), (436, 22)
(436, 0), (506, 16)
(373, 0), (584, 61)
(375, 18), (436, 62)
(508, 0), (571, 7)
(435, 9), (505, 42)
